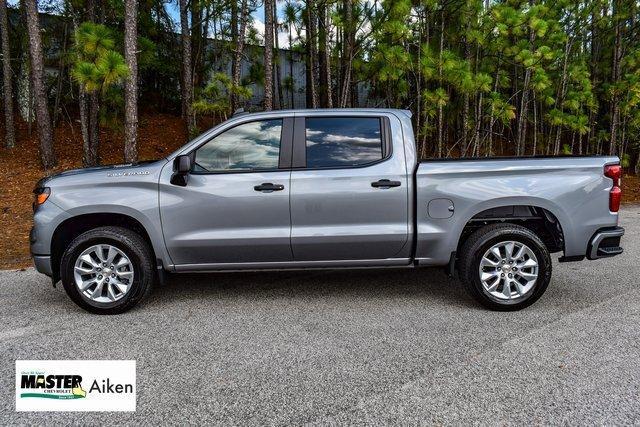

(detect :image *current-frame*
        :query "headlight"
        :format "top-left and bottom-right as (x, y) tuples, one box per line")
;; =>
(33, 187), (50, 210)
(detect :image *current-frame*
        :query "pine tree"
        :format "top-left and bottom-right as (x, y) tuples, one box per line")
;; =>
(0, 0), (14, 148)
(24, 0), (56, 168)
(123, 0), (138, 163)
(283, 2), (298, 108)
(231, 0), (249, 112)
(72, 23), (128, 166)
(179, 0), (194, 135)
(264, 0), (275, 110)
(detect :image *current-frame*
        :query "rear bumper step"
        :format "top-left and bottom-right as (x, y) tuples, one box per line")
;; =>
(587, 227), (625, 260)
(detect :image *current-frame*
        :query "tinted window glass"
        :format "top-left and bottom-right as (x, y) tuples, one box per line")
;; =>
(305, 117), (383, 168)
(194, 120), (282, 172)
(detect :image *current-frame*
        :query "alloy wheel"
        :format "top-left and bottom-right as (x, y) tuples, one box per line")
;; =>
(478, 240), (539, 300)
(73, 244), (135, 303)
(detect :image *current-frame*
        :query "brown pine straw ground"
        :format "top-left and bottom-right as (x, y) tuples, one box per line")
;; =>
(1, 115), (639, 270)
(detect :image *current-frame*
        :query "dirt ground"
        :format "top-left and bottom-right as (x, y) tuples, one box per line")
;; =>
(0, 115), (638, 270)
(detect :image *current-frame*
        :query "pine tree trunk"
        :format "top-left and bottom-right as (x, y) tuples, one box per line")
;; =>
(70, 14), (90, 165)
(516, 0), (535, 157)
(78, 87), (89, 159)
(516, 67), (531, 156)
(288, 29), (294, 108)
(88, 93), (100, 165)
(588, 7), (600, 150)
(487, 65), (500, 157)
(87, 0), (100, 167)
(324, 11), (332, 109)
(123, 0), (138, 163)
(306, 1), (319, 108)
(532, 93), (538, 155)
(553, 39), (572, 155)
(0, 0), (15, 148)
(578, 133), (583, 155)
(200, 6), (210, 88)
(231, 0), (248, 112)
(263, 0), (274, 110)
(77, 4), (97, 166)
(91, 0), (104, 165)
(461, 18), (471, 156)
(180, 0), (194, 134)
(318, 2), (329, 108)
(471, 45), (482, 155)
(336, 24), (342, 103)
(230, 0), (238, 108)
(436, 9), (444, 158)
(517, 34), (535, 156)
(24, 0), (56, 168)
(415, 12), (422, 142)
(190, 0), (202, 89)
(461, 94), (469, 156)
(273, 3), (283, 110)
(419, 14), (430, 159)
(472, 92), (483, 156)
(339, 0), (352, 108)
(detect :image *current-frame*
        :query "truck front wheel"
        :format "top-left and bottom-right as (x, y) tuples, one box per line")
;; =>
(459, 223), (552, 311)
(60, 226), (156, 314)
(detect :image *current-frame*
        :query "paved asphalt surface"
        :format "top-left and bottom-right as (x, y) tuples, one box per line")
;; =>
(1, 206), (639, 425)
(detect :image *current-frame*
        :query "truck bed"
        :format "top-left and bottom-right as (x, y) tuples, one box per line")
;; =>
(413, 156), (620, 265)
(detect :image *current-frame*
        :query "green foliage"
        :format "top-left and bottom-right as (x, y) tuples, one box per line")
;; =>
(100, 86), (125, 131)
(137, 36), (157, 70)
(71, 22), (128, 95)
(20, 0), (640, 164)
(487, 92), (516, 126)
(356, 0), (640, 158)
(74, 22), (115, 60)
(621, 153), (631, 168)
(194, 72), (252, 120)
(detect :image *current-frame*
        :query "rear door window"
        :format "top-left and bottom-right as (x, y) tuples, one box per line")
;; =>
(305, 117), (383, 168)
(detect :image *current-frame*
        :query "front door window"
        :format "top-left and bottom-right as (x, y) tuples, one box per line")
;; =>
(193, 120), (283, 173)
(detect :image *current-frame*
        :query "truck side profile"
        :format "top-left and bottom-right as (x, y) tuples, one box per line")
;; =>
(30, 109), (625, 313)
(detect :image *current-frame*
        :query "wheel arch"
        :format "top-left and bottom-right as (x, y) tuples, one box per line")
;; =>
(456, 204), (566, 256)
(50, 213), (158, 282)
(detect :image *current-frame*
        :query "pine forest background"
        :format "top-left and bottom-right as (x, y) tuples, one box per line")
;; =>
(1, 0), (640, 171)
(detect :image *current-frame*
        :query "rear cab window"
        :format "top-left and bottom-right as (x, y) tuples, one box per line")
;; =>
(304, 117), (385, 168)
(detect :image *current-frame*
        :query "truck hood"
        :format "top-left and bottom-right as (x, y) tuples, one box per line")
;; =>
(37, 159), (167, 188)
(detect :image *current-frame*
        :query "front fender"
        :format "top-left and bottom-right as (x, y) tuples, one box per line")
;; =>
(42, 161), (173, 269)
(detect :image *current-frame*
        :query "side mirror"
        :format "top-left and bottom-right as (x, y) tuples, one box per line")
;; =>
(171, 154), (191, 186)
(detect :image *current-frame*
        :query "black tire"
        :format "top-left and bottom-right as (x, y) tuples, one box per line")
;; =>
(459, 223), (552, 311)
(60, 226), (156, 314)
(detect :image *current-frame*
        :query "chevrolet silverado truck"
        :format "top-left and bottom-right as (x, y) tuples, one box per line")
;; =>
(31, 109), (625, 314)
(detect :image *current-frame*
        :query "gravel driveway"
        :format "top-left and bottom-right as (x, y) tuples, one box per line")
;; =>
(1, 206), (639, 425)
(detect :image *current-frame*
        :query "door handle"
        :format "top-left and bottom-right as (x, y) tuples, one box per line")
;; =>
(371, 179), (401, 188)
(254, 183), (285, 192)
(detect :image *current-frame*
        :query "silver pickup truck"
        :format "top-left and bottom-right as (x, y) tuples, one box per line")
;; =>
(31, 109), (624, 314)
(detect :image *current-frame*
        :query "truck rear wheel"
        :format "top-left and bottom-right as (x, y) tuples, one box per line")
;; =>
(459, 223), (552, 311)
(60, 226), (156, 314)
